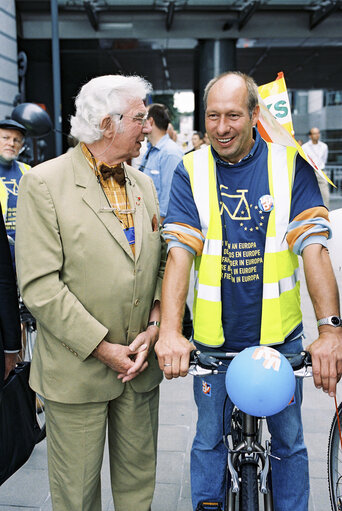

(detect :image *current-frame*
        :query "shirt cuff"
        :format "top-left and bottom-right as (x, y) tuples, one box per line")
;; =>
(299, 235), (329, 255)
(167, 240), (196, 256)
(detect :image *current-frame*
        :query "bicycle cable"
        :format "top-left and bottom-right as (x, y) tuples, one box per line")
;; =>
(334, 395), (342, 449)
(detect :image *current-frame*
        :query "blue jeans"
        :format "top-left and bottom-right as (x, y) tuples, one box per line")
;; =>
(190, 337), (309, 511)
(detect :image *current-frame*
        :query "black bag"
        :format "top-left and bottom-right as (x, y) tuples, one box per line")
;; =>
(0, 362), (39, 485)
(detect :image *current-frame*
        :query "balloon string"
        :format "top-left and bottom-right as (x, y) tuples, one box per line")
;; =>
(334, 396), (342, 450)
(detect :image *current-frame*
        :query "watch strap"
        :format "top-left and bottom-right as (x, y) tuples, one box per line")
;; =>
(147, 321), (160, 328)
(317, 316), (342, 328)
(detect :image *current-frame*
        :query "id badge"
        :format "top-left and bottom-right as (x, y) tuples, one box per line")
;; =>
(125, 226), (135, 245)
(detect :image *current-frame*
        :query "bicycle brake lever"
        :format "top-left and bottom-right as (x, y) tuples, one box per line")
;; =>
(197, 352), (221, 369)
(188, 365), (216, 376)
(293, 366), (313, 378)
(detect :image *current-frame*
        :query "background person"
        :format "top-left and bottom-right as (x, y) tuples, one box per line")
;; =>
(155, 71), (342, 511)
(139, 103), (183, 223)
(191, 131), (204, 151)
(0, 202), (21, 389)
(302, 127), (329, 208)
(15, 74), (165, 511)
(167, 122), (178, 143)
(0, 119), (30, 264)
(203, 132), (210, 145)
(140, 103), (192, 338)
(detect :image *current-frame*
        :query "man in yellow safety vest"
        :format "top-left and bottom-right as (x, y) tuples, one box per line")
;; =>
(0, 119), (30, 263)
(155, 71), (342, 511)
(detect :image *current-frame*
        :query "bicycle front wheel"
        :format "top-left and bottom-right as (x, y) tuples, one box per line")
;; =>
(328, 402), (342, 511)
(239, 462), (259, 511)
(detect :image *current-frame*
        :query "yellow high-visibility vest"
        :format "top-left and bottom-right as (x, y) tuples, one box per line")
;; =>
(0, 161), (30, 220)
(183, 144), (301, 347)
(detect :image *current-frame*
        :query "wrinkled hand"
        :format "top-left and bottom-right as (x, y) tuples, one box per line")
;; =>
(307, 329), (342, 397)
(155, 330), (195, 379)
(4, 352), (19, 381)
(93, 340), (147, 380)
(118, 327), (159, 383)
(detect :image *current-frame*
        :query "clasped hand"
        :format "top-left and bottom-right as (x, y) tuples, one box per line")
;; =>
(93, 328), (159, 383)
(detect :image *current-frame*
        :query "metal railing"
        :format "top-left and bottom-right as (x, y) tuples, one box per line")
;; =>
(325, 166), (342, 194)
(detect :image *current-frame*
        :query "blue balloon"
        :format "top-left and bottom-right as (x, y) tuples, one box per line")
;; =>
(225, 346), (296, 417)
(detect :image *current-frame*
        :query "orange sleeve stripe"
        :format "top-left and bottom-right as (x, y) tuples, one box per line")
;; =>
(163, 222), (204, 256)
(286, 206), (329, 251)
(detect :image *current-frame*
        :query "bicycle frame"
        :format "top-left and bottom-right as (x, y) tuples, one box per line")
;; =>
(189, 349), (312, 511)
(226, 411), (273, 510)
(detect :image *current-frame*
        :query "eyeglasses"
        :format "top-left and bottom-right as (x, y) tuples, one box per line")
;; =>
(0, 135), (24, 146)
(115, 112), (150, 127)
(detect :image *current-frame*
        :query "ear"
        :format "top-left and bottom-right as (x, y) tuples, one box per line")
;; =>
(100, 116), (115, 139)
(251, 105), (260, 126)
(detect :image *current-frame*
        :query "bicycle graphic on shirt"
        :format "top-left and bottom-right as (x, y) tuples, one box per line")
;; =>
(1, 178), (19, 196)
(219, 185), (251, 221)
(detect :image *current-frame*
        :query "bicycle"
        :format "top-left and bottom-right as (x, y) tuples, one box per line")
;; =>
(189, 349), (313, 511)
(19, 299), (46, 443)
(328, 400), (342, 511)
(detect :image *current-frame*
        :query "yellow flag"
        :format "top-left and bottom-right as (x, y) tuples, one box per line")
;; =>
(258, 71), (294, 136)
(257, 72), (333, 186)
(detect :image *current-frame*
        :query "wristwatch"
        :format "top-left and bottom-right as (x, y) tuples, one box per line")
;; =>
(317, 316), (342, 328)
(147, 321), (160, 328)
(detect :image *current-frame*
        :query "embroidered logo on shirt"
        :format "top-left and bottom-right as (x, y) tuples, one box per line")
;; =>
(202, 380), (212, 397)
(258, 194), (274, 212)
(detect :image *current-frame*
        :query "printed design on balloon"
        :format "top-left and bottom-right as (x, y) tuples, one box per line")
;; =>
(252, 347), (281, 371)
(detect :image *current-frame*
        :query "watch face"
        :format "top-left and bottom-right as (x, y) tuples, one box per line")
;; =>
(331, 316), (341, 326)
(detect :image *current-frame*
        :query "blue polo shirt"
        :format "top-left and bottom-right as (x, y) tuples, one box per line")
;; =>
(140, 134), (183, 217)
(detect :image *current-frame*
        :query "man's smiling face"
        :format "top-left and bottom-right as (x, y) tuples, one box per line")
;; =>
(205, 74), (259, 164)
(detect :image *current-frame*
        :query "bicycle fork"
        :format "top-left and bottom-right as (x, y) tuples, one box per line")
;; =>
(226, 414), (274, 511)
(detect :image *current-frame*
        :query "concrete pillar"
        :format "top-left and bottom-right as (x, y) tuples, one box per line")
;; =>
(0, 0), (19, 119)
(194, 39), (237, 133)
(51, 0), (63, 156)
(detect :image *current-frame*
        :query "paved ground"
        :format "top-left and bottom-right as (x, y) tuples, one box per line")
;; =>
(1, 196), (342, 510)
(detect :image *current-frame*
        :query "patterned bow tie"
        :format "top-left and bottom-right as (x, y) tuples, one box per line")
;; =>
(99, 163), (125, 185)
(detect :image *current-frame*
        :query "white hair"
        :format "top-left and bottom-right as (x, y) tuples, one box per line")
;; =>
(70, 74), (152, 143)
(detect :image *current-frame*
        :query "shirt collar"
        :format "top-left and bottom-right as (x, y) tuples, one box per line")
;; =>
(147, 133), (170, 151)
(211, 127), (260, 167)
(0, 155), (14, 167)
(81, 142), (111, 173)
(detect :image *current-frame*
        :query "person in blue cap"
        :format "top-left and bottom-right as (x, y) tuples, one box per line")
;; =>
(0, 119), (31, 263)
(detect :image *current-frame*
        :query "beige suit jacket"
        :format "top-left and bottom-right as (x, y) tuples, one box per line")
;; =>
(16, 145), (165, 403)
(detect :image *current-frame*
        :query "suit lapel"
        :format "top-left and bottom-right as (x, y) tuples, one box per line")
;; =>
(125, 165), (143, 261)
(71, 145), (135, 261)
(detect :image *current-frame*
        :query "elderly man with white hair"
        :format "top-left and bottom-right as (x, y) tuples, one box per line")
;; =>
(15, 75), (165, 511)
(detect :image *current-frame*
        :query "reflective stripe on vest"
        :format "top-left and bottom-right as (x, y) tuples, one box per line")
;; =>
(183, 144), (301, 347)
(260, 143), (301, 345)
(184, 147), (224, 346)
(0, 161), (29, 219)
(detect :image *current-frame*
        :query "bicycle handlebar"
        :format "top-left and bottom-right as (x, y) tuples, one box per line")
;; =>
(189, 349), (312, 378)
